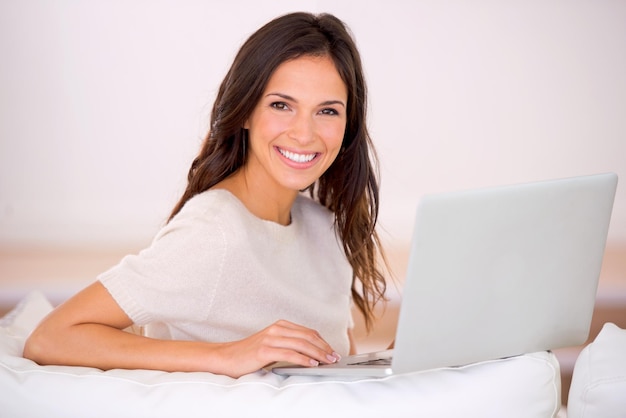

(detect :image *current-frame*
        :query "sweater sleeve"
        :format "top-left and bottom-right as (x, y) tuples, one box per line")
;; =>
(98, 197), (227, 325)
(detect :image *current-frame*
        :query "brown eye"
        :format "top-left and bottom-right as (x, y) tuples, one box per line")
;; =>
(320, 108), (339, 116)
(271, 102), (289, 110)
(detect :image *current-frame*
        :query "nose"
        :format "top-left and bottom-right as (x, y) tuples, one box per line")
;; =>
(288, 113), (315, 145)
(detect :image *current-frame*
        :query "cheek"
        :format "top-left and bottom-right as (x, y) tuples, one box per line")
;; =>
(249, 112), (288, 143)
(264, 116), (290, 137)
(320, 123), (346, 152)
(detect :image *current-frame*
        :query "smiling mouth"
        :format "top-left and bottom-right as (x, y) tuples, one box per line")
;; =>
(277, 147), (318, 163)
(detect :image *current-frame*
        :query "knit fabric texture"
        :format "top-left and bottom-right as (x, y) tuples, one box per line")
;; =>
(99, 189), (353, 356)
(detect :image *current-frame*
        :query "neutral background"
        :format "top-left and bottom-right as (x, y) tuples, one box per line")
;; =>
(1, 0), (625, 253)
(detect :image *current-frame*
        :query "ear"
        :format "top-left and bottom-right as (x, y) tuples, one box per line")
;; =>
(243, 119), (250, 129)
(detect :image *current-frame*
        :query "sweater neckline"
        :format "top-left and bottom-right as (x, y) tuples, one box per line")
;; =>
(209, 188), (299, 231)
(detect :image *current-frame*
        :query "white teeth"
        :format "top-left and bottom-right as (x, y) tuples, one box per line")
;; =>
(279, 148), (316, 163)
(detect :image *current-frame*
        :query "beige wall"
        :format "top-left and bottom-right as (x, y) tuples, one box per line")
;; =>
(1, 0), (625, 250)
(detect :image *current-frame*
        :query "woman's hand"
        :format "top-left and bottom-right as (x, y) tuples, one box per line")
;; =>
(213, 320), (341, 377)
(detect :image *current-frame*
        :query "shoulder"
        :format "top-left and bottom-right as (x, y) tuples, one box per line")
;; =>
(176, 189), (239, 218)
(293, 193), (333, 217)
(293, 194), (335, 225)
(151, 189), (243, 245)
(98, 190), (238, 324)
(293, 194), (340, 247)
(166, 189), (246, 228)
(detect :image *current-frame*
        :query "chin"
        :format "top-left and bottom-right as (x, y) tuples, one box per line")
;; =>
(281, 179), (317, 193)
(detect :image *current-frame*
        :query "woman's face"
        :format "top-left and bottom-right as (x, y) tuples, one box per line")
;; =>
(243, 55), (347, 196)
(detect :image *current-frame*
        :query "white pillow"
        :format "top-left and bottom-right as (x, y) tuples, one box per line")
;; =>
(1, 292), (562, 418)
(0, 290), (53, 333)
(568, 322), (626, 418)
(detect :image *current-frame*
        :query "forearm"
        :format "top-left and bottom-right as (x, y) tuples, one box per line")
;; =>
(24, 322), (227, 374)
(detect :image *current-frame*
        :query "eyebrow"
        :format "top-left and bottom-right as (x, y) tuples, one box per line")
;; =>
(266, 92), (346, 108)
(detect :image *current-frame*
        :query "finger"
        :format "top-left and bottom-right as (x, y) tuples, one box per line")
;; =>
(261, 325), (340, 365)
(270, 336), (341, 365)
(266, 347), (326, 368)
(270, 320), (332, 350)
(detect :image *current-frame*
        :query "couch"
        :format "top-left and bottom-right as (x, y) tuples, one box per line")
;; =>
(0, 291), (564, 418)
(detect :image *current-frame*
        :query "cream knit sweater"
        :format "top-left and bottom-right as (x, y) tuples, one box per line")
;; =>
(99, 189), (353, 356)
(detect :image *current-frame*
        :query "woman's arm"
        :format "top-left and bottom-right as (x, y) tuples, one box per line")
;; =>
(23, 281), (340, 378)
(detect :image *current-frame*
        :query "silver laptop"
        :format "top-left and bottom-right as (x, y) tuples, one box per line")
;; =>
(273, 173), (618, 377)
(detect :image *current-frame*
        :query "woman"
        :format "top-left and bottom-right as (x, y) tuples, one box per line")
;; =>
(24, 12), (387, 378)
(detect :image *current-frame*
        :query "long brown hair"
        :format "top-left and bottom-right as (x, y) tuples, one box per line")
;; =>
(170, 12), (387, 330)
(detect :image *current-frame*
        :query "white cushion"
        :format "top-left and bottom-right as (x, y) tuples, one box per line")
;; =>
(568, 322), (626, 418)
(1, 292), (562, 418)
